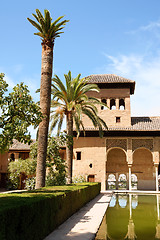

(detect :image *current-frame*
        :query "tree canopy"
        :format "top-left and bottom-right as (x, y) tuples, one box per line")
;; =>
(50, 71), (108, 183)
(0, 73), (42, 152)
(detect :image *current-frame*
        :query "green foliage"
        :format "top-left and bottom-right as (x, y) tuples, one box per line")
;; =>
(30, 134), (67, 186)
(25, 177), (36, 190)
(7, 134), (67, 190)
(8, 158), (36, 190)
(50, 71), (108, 137)
(27, 9), (69, 43)
(0, 183), (100, 240)
(72, 175), (86, 183)
(0, 74), (42, 153)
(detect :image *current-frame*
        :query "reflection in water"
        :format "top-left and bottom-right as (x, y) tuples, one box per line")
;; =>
(132, 195), (138, 209)
(95, 194), (160, 240)
(118, 194), (127, 208)
(155, 195), (160, 239)
(125, 219), (137, 240)
(109, 195), (117, 207)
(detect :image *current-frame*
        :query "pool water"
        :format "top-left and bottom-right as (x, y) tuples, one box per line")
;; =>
(95, 194), (160, 240)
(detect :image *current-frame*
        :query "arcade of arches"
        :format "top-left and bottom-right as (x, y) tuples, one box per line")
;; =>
(106, 140), (159, 191)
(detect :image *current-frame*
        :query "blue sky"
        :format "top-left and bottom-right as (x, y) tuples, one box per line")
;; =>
(1, 0), (160, 137)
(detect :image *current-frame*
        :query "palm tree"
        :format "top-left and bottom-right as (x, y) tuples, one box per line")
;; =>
(27, 9), (69, 188)
(50, 71), (107, 184)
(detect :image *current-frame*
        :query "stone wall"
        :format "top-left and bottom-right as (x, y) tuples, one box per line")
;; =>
(73, 136), (160, 191)
(81, 88), (131, 127)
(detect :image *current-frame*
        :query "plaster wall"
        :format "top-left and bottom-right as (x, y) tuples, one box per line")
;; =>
(0, 153), (8, 173)
(73, 137), (106, 190)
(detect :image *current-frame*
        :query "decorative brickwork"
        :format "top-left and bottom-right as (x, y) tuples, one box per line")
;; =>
(106, 138), (127, 151)
(132, 139), (153, 152)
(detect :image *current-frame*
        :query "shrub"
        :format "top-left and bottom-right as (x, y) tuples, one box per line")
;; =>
(7, 158), (36, 190)
(0, 183), (101, 240)
(24, 177), (36, 190)
(72, 175), (86, 183)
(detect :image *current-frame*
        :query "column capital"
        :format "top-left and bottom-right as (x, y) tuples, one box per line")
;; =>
(128, 164), (132, 168)
(154, 163), (159, 167)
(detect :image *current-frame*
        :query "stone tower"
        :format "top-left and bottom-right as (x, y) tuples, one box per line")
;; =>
(82, 74), (135, 128)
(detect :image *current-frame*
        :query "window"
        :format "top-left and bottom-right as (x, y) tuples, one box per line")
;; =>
(76, 152), (81, 160)
(101, 98), (107, 110)
(89, 163), (92, 168)
(110, 99), (116, 110)
(116, 117), (121, 123)
(119, 99), (125, 110)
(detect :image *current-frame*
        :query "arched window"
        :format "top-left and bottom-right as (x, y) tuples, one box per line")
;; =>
(131, 174), (138, 190)
(119, 99), (125, 110)
(101, 98), (107, 110)
(107, 174), (116, 190)
(110, 99), (116, 110)
(118, 174), (127, 189)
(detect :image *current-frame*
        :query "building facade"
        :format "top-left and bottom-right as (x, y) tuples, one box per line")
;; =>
(0, 140), (32, 188)
(73, 74), (160, 191)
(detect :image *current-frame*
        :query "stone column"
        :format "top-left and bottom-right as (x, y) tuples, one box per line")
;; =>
(15, 152), (19, 161)
(153, 138), (160, 192)
(116, 98), (119, 110)
(127, 138), (133, 191)
(128, 165), (132, 191)
(116, 173), (119, 190)
(155, 163), (159, 192)
(107, 98), (110, 110)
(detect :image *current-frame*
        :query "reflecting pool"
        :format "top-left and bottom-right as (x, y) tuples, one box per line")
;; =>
(95, 194), (160, 240)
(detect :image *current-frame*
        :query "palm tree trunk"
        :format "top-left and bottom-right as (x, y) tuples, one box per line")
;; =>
(66, 111), (73, 184)
(35, 42), (53, 189)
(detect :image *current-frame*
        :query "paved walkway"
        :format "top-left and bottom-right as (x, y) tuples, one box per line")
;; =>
(44, 193), (112, 240)
(0, 189), (26, 194)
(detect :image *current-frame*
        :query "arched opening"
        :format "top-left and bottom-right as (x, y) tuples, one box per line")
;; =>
(101, 98), (107, 110)
(132, 148), (154, 190)
(119, 98), (125, 110)
(106, 148), (128, 190)
(131, 174), (138, 190)
(110, 98), (116, 110)
(107, 174), (116, 190)
(118, 174), (127, 189)
(10, 153), (15, 162)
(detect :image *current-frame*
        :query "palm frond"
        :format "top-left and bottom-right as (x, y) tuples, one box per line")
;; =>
(49, 113), (59, 134)
(50, 71), (107, 137)
(57, 115), (64, 136)
(82, 108), (98, 128)
(44, 9), (51, 31)
(28, 9), (68, 42)
(27, 18), (42, 33)
(53, 75), (66, 93)
(73, 114), (80, 137)
(32, 13), (39, 23)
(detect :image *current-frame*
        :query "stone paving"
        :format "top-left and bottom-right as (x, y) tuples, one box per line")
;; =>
(44, 193), (112, 240)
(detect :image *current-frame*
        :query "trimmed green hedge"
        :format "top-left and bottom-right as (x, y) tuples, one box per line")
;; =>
(0, 182), (101, 240)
